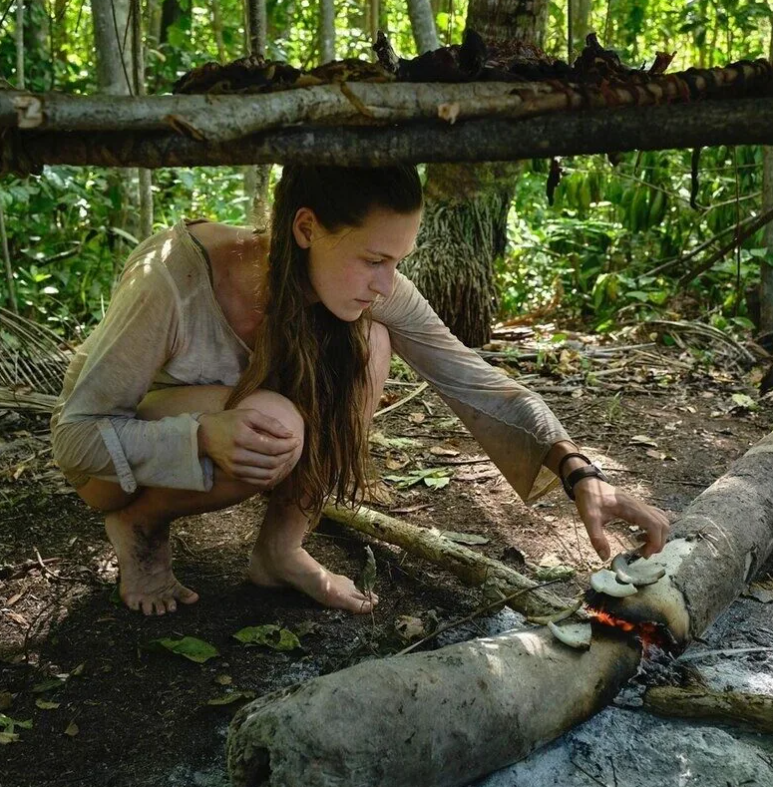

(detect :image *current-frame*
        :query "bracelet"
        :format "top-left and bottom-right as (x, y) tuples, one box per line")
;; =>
(557, 451), (592, 481)
(563, 465), (609, 500)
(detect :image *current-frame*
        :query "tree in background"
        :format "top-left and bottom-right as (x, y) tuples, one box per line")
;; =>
(402, 0), (546, 346)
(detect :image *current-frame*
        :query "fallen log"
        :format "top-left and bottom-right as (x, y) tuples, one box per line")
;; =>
(4, 96), (773, 173)
(227, 431), (773, 787)
(644, 685), (773, 734)
(321, 503), (567, 618)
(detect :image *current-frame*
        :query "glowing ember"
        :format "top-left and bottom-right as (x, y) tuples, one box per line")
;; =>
(588, 608), (669, 652)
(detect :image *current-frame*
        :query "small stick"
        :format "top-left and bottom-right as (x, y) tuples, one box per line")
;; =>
(372, 381), (428, 419)
(395, 578), (563, 657)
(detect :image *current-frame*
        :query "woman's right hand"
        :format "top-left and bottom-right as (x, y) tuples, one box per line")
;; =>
(197, 409), (302, 488)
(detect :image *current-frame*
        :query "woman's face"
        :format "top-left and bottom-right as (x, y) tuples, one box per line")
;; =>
(293, 205), (422, 322)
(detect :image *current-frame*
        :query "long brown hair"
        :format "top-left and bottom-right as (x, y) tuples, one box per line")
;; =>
(226, 165), (423, 518)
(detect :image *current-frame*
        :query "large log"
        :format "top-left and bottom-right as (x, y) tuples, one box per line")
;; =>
(4, 97), (773, 173)
(226, 431), (773, 787)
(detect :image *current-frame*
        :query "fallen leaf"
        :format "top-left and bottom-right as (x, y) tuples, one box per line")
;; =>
(214, 674), (232, 686)
(32, 676), (67, 693)
(6, 593), (22, 607)
(64, 721), (79, 737)
(424, 476), (450, 490)
(630, 435), (658, 448)
(35, 699), (60, 710)
(0, 732), (19, 744)
(535, 565), (575, 581)
(0, 692), (12, 711)
(147, 636), (220, 664)
(440, 531), (490, 545)
(385, 457), (408, 471)
(395, 616), (424, 641)
(645, 449), (668, 460)
(206, 691), (255, 706)
(408, 412), (425, 424)
(730, 393), (758, 412)
(429, 446), (460, 457)
(437, 101), (460, 124)
(70, 663), (85, 677)
(232, 625), (301, 651)
(356, 545), (377, 596)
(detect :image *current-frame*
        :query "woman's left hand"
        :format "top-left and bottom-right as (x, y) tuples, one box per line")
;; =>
(572, 477), (670, 561)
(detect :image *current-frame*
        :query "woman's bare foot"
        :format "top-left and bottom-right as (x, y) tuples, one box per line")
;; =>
(248, 546), (378, 614)
(105, 511), (199, 616)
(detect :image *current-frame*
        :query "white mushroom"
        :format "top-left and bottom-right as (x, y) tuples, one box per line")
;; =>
(612, 553), (666, 587)
(590, 568), (639, 598)
(548, 621), (592, 650)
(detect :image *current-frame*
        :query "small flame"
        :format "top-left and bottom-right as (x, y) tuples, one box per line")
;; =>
(588, 608), (667, 652)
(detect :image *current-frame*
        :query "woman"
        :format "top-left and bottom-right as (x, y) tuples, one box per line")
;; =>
(50, 164), (669, 617)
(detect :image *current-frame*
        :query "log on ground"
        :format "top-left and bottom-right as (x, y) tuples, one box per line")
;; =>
(227, 430), (773, 787)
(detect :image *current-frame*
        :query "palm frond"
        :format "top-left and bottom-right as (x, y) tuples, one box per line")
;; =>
(0, 307), (73, 400)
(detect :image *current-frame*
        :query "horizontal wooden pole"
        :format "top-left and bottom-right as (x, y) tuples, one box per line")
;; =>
(3, 97), (773, 172)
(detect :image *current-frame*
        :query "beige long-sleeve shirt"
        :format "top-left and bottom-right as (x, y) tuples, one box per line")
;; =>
(51, 219), (569, 501)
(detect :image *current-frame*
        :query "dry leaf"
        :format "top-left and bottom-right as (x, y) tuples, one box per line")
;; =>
(395, 615), (425, 641)
(630, 435), (658, 448)
(64, 721), (79, 737)
(0, 692), (12, 711)
(645, 449), (667, 460)
(215, 674), (233, 686)
(429, 446), (460, 457)
(408, 412), (425, 424)
(437, 101), (460, 124)
(6, 593), (22, 607)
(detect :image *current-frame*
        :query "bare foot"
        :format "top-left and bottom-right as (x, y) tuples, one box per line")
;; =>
(105, 512), (199, 616)
(248, 546), (378, 614)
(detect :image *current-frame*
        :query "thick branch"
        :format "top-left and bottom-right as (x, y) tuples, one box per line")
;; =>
(322, 503), (568, 617)
(5, 97), (773, 172)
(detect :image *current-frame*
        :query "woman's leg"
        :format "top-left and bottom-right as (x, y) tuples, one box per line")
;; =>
(77, 386), (303, 616)
(248, 321), (392, 614)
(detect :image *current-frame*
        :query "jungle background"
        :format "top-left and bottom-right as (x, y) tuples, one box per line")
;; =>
(3, 1), (773, 786)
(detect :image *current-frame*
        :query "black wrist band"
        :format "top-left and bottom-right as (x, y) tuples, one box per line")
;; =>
(563, 465), (609, 500)
(557, 451), (592, 481)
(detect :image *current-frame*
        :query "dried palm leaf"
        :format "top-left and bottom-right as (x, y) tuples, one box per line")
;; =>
(0, 307), (73, 400)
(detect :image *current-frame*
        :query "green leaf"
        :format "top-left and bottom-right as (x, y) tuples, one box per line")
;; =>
(535, 565), (575, 581)
(0, 714), (32, 731)
(232, 625), (301, 651)
(384, 467), (453, 489)
(731, 393), (758, 411)
(423, 476), (451, 490)
(35, 700), (60, 710)
(148, 636), (220, 663)
(31, 676), (67, 693)
(0, 732), (19, 744)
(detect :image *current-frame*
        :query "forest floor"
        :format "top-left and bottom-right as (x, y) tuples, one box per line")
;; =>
(1, 321), (772, 787)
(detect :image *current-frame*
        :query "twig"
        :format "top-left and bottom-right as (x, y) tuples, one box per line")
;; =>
(372, 381), (428, 419)
(570, 757), (609, 787)
(678, 646), (773, 662)
(395, 579), (562, 657)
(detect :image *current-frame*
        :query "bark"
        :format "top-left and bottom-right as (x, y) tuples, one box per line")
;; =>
(7, 97), (773, 173)
(16, 0), (25, 89)
(159, 0), (182, 46)
(211, 0), (227, 64)
(132, 0), (153, 241)
(226, 430), (773, 787)
(246, 0), (267, 57)
(322, 503), (568, 617)
(760, 27), (773, 333)
(569, 0), (591, 60)
(4, 60), (769, 140)
(644, 686), (773, 734)
(146, 0), (163, 48)
(404, 0), (546, 347)
(91, 0), (140, 253)
(243, 0), (271, 229)
(0, 201), (17, 313)
(407, 0), (440, 54)
(319, 0), (335, 64)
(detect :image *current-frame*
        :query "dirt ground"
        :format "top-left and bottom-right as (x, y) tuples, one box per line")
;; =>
(1, 324), (771, 787)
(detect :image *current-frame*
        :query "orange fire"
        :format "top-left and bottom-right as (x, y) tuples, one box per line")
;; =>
(588, 608), (668, 652)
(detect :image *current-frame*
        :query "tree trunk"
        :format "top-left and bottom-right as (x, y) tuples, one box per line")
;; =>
(407, 0), (439, 53)
(402, 0), (546, 347)
(16, 0), (25, 89)
(131, 0), (153, 241)
(760, 26), (773, 334)
(569, 0), (591, 60)
(159, 0), (181, 45)
(91, 0), (140, 260)
(244, 0), (271, 231)
(320, 0), (336, 63)
(211, 0), (227, 63)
